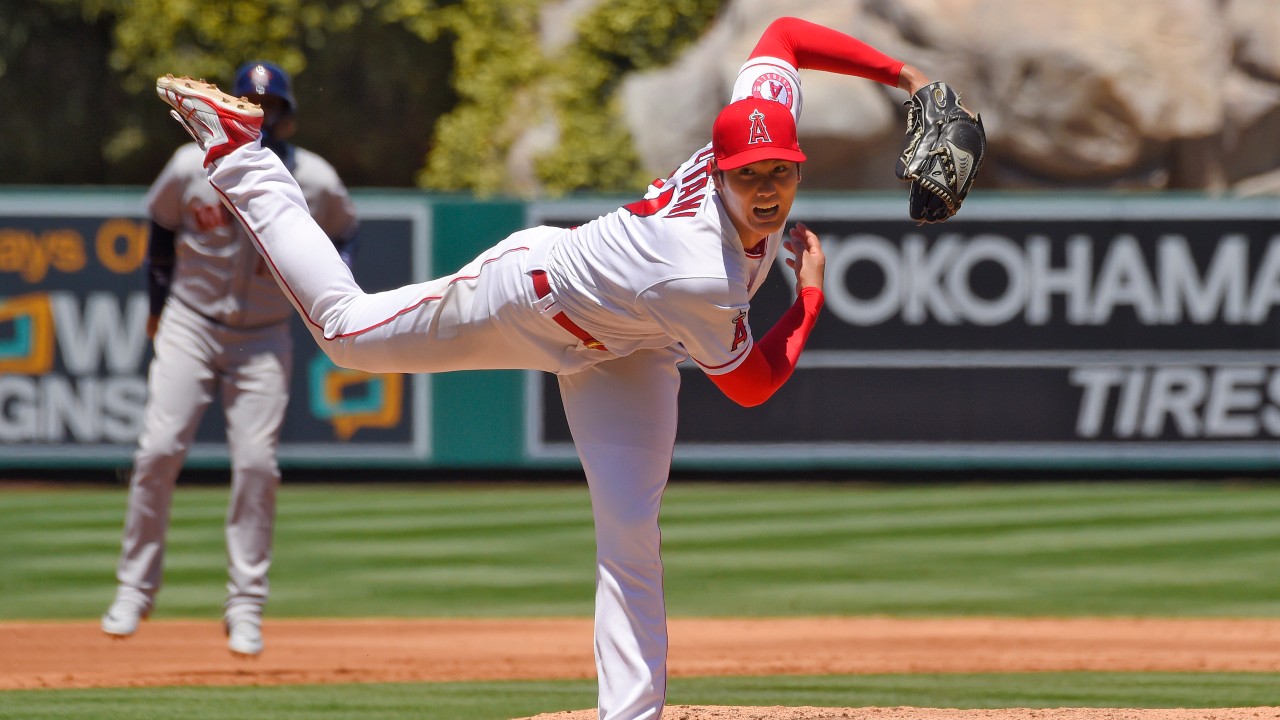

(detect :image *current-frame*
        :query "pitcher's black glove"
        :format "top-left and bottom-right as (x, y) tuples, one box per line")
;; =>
(895, 82), (986, 224)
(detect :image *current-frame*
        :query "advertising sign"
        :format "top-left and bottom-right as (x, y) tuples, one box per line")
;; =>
(525, 196), (1280, 470)
(0, 191), (431, 468)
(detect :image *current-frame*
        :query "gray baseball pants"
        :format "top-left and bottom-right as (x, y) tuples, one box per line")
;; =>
(111, 298), (291, 622)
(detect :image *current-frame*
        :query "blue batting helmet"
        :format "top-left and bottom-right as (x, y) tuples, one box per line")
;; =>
(232, 61), (295, 113)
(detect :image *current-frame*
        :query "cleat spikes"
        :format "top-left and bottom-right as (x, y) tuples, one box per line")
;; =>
(154, 74), (263, 167)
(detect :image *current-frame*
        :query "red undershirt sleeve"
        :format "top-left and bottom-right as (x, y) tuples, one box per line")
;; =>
(748, 16), (904, 88)
(707, 286), (824, 407)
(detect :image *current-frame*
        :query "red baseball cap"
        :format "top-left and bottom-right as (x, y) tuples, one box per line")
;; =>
(712, 98), (807, 170)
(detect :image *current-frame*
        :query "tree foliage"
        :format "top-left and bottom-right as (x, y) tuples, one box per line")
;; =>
(418, 0), (546, 193)
(92, 0), (365, 89)
(535, 0), (721, 193)
(0, 0), (719, 191)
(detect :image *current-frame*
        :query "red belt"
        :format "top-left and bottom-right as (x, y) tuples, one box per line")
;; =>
(531, 270), (607, 351)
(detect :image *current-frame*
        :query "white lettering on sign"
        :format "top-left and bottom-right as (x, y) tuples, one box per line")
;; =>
(51, 291), (149, 373)
(0, 291), (150, 443)
(811, 233), (1280, 327)
(0, 375), (146, 442)
(1070, 365), (1280, 439)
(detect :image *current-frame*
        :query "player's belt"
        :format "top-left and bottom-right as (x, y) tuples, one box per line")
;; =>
(530, 270), (608, 352)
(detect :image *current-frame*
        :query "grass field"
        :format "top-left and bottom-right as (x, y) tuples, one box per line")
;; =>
(5, 673), (1280, 720)
(2, 479), (1279, 718)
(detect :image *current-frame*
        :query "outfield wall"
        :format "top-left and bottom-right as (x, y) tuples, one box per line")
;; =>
(1, 189), (1277, 472)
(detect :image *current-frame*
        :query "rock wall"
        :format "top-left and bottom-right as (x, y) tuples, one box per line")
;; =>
(617, 0), (1280, 194)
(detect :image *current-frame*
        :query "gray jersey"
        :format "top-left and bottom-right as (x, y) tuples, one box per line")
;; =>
(146, 143), (358, 328)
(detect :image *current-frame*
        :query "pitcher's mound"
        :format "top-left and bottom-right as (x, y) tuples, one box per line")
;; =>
(519, 707), (1280, 720)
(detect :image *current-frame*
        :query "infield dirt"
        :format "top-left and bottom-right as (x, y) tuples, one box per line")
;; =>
(4, 617), (1279, 720)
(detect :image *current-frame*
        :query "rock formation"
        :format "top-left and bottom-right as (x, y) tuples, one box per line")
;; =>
(617, 0), (1280, 194)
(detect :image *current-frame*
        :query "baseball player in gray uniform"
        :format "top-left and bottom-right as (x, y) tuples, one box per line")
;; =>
(102, 61), (359, 658)
(154, 16), (939, 716)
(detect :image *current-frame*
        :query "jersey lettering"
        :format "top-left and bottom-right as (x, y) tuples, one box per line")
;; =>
(187, 200), (230, 232)
(623, 148), (716, 219)
(668, 166), (711, 217)
(730, 310), (748, 352)
(668, 154), (716, 218)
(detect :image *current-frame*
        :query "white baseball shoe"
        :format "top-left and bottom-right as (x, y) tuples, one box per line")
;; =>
(155, 74), (263, 167)
(101, 597), (149, 638)
(225, 616), (264, 658)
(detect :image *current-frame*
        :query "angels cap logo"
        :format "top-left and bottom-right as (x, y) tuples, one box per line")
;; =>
(747, 109), (772, 145)
(712, 97), (807, 170)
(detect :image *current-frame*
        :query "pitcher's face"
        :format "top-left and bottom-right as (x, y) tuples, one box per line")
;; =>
(714, 159), (801, 247)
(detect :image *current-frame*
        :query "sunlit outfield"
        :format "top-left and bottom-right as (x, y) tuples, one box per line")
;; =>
(5, 480), (1279, 620)
(2, 479), (1278, 718)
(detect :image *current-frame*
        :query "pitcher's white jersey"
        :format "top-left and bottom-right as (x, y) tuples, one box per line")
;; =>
(543, 55), (804, 373)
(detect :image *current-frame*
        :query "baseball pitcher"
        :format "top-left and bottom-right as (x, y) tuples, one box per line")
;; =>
(151, 16), (979, 716)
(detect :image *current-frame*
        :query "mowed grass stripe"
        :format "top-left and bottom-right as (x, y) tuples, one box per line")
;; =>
(658, 483), (1280, 617)
(660, 481), (1280, 516)
(3, 482), (1280, 620)
(660, 485), (1280, 554)
(2, 673), (1279, 720)
(663, 485), (1280, 542)
(281, 508), (594, 539)
(268, 486), (597, 617)
(663, 485), (1280, 570)
(275, 485), (593, 518)
(676, 672), (1280, 710)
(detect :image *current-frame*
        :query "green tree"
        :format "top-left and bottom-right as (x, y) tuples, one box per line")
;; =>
(0, 0), (162, 183)
(535, 0), (721, 193)
(0, 0), (719, 190)
(100, 0), (459, 187)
